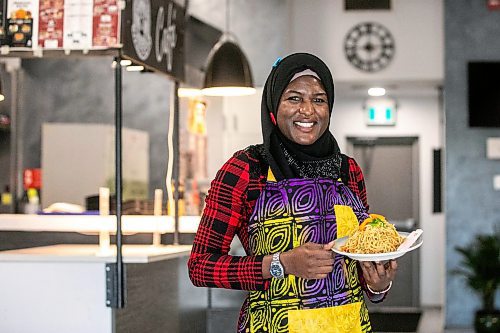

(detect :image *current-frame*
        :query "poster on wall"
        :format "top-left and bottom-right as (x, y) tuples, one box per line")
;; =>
(6, 0), (39, 47)
(92, 0), (119, 47)
(121, 0), (185, 80)
(38, 0), (64, 48)
(63, 0), (92, 49)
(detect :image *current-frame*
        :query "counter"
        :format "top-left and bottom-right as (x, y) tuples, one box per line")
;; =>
(0, 244), (207, 333)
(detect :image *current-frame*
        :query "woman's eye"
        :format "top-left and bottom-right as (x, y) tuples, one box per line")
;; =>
(287, 96), (301, 102)
(313, 98), (326, 103)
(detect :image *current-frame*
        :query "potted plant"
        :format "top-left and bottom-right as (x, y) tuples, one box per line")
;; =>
(453, 230), (500, 333)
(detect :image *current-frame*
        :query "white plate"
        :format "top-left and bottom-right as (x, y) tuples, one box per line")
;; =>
(331, 231), (423, 262)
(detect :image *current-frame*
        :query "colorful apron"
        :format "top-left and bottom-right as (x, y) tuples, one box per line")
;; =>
(239, 171), (372, 333)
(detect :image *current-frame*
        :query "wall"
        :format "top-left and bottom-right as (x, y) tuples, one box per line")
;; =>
(19, 57), (171, 198)
(288, 0), (443, 83)
(444, 0), (500, 328)
(333, 92), (445, 308)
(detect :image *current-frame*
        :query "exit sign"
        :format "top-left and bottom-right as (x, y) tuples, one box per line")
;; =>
(364, 97), (397, 126)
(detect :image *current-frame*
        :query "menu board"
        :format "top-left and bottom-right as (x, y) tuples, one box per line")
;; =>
(63, 0), (92, 49)
(3, 0), (121, 49)
(7, 0), (39, 47)
(38, 0), (64, 48)
(92, 0), (118, 47)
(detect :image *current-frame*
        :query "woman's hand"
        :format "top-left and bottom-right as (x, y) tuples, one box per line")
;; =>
(360, 260), (398, 292)
(280, 241), (335, 279)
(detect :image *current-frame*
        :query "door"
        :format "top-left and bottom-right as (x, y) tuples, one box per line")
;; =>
(347, 136), (420, 308)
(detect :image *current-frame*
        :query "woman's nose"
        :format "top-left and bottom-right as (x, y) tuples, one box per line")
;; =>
(299, 101), (314, 115)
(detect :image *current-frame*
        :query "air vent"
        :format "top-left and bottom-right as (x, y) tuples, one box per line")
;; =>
(345, 0), (391, 10)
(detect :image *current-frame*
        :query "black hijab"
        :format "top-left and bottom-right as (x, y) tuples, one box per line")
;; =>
(261, 53), (342, 181)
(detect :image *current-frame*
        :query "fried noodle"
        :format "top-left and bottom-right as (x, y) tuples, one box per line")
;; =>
(341, 223), (404, 254)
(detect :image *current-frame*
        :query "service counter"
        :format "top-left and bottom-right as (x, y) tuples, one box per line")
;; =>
(0, 215), (207, 333)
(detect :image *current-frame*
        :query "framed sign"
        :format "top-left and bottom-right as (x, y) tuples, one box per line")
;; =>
(121, 0), (184, 80)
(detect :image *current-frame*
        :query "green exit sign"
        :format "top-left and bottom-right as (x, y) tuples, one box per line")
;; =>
(365, 98), (397, 126)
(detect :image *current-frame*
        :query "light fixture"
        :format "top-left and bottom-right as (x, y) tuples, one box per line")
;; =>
(201, 0), (255, 96)
(0, 76), (4, 102)
(368, 87), (386, 97)
(178, 88), (203, 98)
(126, 65), (145, 72)
(111, 59), (133, 68)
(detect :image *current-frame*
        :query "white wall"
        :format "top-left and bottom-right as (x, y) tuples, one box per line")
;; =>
(288, 0), (444, 83)
(332, 93), (444, 307)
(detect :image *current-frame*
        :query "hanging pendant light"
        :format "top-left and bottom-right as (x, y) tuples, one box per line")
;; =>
(201, 0), (255, 96)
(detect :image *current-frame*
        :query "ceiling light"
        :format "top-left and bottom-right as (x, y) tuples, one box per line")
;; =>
(178, 88), (203, 98)
(201, 0), (255, 97)
(111, 59), (133, 68)
(126, 65), (145, 72)
(368, 87), (386, 97)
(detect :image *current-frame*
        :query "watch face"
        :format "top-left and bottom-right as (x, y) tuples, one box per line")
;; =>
(344, 22), (395, 72)
(131, 0), (152, 61)
(270, 261), (284, 279)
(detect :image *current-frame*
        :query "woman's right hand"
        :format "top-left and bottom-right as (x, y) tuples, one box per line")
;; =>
(280, 241), (335, 279)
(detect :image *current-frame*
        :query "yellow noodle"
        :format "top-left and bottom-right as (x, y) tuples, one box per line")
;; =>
(341, 223), (404, 254)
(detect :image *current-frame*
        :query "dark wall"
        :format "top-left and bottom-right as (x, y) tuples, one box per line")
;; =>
(445, 1), (500, 328)
(17, 57), (173, 199)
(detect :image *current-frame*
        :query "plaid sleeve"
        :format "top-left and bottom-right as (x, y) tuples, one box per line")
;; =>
(346, 157), (370, 211)
(187, 150), (268, 291)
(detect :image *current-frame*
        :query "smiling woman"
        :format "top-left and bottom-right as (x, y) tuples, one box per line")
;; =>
(188, 53), (397, 333)
(277, 75), (330, 146)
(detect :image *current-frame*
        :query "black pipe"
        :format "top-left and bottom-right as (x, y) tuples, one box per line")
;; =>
(173, 80), (180, 245)
(114, 55), (125, 308)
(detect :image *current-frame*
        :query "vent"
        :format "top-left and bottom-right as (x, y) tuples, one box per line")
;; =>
(345, 0), (391, 10)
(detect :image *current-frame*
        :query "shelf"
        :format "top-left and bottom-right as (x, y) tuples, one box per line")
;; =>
(0, 214), (201, 234)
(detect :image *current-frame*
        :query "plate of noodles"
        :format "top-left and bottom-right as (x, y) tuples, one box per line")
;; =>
(332, 214), (423, 262)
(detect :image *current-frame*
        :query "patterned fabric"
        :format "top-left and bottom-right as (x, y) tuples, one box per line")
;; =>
(242, 178), (371, 333)
(188, 145), (381, 331)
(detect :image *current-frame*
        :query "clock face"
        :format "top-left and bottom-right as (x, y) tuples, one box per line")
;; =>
(131, 0), (152, 61)
(344, 22), (395, 72)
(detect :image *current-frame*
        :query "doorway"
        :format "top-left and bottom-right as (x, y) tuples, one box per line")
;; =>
(347, 136), (420, 308)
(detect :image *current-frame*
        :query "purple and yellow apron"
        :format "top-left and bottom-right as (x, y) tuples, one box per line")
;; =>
(239, 170), (372, 333)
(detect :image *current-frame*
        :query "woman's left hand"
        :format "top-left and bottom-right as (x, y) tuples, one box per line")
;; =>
(360, 260), (398, 292)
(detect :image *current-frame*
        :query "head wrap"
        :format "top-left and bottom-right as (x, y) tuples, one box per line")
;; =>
(261, 53), (341, 181)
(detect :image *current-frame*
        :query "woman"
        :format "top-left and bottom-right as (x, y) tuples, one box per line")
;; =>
(188, 53), (397, 333)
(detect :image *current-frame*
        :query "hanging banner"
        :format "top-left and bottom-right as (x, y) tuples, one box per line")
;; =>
(121, 0), (185, 80)
(38, 0), (64, 48)
(63, 0), (92, 49)
(6, 0), (38, 47)
(92, 0), (119, 47)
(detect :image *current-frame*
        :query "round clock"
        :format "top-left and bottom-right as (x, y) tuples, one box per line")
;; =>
(344, 22), (395, 73)
(131, 0), (152, 61)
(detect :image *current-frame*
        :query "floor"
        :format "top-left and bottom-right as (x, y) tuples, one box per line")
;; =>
(415, 307), (473, 333)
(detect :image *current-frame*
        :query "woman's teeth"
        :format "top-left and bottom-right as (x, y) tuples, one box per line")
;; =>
(294, 121), (314, 128)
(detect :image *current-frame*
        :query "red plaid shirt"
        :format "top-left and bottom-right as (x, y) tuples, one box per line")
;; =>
(188, 145), (373, 294)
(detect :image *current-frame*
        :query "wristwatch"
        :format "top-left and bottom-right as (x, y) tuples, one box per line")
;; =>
(269, 252), (285, 279)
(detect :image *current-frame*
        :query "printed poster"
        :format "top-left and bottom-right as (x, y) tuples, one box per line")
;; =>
(7, 0), (39, 47)
(92, 0), (119, 47)
(38, 0), (64, 48)
(63, 0), (92, 49)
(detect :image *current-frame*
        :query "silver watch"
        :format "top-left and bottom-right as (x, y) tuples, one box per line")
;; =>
(269, 252), (285, 279)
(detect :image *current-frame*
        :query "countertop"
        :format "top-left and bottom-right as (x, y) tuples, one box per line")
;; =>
(0, 244), (193, 263)
(0, 214), (201, 233)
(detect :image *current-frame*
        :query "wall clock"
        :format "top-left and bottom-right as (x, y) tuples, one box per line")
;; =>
(131, 0), (153, 61)
(344, 22), (395, 72)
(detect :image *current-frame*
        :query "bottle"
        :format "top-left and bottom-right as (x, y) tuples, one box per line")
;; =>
(23, 188), (40, 214)
(1, 185), (12, 206)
